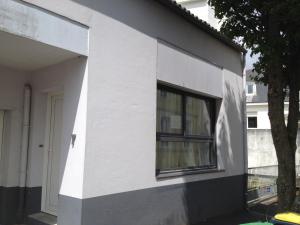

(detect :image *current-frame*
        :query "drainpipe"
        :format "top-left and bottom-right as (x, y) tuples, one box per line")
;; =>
(17, 84), (32, 223)
(242, 52), (248, 209)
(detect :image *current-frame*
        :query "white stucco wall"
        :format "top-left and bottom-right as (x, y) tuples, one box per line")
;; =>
(19, 0), (244, 200)
(28, 57), (88, 199)
(82, 39), (244, 199)
(0, 58), (87, 199)
(157, 41), (223, 98)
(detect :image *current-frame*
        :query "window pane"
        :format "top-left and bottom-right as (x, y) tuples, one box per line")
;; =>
(156, 141), (214, 171)
(186, 96), (211, 136)
(248, 117), (257, 128)
(157, 89), (182, 134)
(247, 84), (254, 94)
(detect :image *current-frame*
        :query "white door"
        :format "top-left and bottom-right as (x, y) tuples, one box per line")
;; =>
(42, 94), (63, 215)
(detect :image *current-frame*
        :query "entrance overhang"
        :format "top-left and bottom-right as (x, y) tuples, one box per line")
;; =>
(0, 0), (88, 71)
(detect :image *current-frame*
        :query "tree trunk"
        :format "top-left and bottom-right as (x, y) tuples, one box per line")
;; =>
(277, 151), (296, 211)
(268, 70), (297, 211)
(266, 12), (298, 211)
(269, 78), (296, 211)
(287, 67), (300, 211)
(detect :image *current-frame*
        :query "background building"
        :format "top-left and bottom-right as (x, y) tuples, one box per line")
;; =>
(246, 70), (300, 169)
(176, 0), (221, 30)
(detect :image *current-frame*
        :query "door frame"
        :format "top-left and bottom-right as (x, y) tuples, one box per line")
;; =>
(41, 92), (63, 215)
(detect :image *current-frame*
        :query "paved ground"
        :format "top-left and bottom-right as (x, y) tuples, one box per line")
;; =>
(196, 211), (266, 225)
(197, 197), (278, 225)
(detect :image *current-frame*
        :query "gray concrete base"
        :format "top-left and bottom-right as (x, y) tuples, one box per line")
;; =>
(25, 187), (42, 217)
(28, 212), (57, 225)
(0, 186), (42, 225)
(0, 187), (20, 225)
(59, 174), (246, 225)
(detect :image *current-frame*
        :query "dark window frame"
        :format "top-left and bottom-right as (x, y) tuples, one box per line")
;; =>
(247, 116), (258, 128)
(156, 84), (217, 177)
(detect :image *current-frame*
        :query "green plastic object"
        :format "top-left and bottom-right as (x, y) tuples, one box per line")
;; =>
(240, 223), (273, 225)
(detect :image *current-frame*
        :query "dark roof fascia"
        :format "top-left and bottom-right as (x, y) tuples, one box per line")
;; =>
(155, 0), (247, 54)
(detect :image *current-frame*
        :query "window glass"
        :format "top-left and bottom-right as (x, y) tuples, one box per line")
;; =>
(157, 89), (182, 134)
(156, 141), (213, 171)
(186, 96), (211, 136)
(247, 82), (257, 95)
(247, 84), (254, 94)
(156, 85), (216, 175)
(248, 117), (257, 128)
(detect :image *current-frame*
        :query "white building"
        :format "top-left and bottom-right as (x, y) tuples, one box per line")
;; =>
(245, 70), (300, 169)
(175, 0), (298, 171)
(176, 0), (221, 30)
(0, 0), (246, 225)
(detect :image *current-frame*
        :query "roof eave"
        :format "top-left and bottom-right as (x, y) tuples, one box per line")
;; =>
(156, 0), (247, 54)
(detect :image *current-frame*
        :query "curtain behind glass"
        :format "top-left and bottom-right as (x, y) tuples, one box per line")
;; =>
(157, 89), (182, 134)
(156, 87), (215, 172)
(156, 141), (211, 170)
(186, 96), (211, 136)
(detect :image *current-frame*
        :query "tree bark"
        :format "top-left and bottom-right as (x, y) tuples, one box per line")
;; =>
(266, 11), (298, 211)
(268, 77), (297, 211)
(287, 61), (300, 210)
(287, 77), (299, 154)
(268, 73), (296, 211)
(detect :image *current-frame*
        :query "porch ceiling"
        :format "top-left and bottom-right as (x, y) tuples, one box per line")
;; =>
(0, 30), (79, 71)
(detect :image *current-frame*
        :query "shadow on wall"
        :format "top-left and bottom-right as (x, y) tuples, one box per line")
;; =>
(26, 57), (87, 221)
(0, 57), (87, 225)
(63, 0), (244, 224)
(181, 79), (245, 225)
(58, 57), (87, 196)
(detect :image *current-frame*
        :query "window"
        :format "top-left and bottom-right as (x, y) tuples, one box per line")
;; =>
(156, 85), (217, 176)
(246, 82), (256, 96)
(248, 116), (257, 128)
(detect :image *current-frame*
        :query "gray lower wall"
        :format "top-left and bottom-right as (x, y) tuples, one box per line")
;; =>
(59, 175), (246, 225)
(24, 187), (42, 217)
(0, 187), (20, 225)
(0, 186), (42, 225)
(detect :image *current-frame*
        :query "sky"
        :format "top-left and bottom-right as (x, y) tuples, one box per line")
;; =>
(245, 51), (259, 70)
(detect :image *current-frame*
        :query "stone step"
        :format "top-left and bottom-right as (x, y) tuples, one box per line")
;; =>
(27, 212), (57, 225)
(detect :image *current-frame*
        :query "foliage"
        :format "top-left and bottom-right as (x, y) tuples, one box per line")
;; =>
(208, 0), (300, 211)
(208, 0), (300, 86)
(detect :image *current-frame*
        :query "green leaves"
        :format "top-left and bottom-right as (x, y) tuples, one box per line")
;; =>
(209, 0), (300, 87)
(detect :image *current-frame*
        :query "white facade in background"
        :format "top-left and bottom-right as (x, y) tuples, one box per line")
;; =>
(245, 70), (300, 169)
(247, 104), (270, 130)
(177, 0), (221, 30)
(247, 103), (291, 130)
